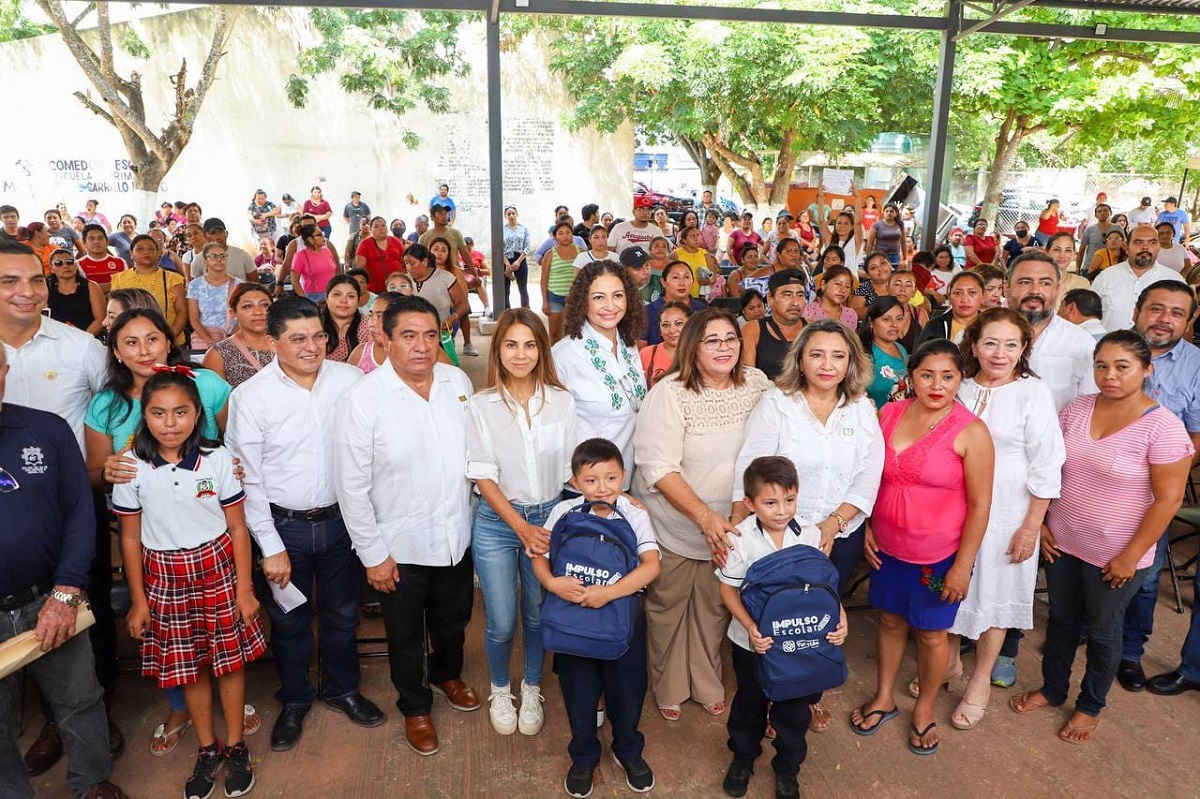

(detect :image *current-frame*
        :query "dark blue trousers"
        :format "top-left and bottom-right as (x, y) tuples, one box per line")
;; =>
(727, 645), (817, 779)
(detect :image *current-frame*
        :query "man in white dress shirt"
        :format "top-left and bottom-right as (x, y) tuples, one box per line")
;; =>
(0, 239), (122, 770)
(333, 294), (480, 757)
(226, 297), (384, 752)
(1091, 223), (1185, 331)
(1006, 251), (1098, 413)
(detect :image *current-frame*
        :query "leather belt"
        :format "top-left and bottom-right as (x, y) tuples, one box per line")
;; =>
(0, 579), (55, 612)
(269, 503), (341, 523)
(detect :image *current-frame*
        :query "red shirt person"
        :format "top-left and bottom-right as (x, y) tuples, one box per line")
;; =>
(77, 223), (126, 288)
(354, 217), (405, 293)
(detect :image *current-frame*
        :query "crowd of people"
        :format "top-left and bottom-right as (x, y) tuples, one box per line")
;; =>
(1, 182), (1199, 799)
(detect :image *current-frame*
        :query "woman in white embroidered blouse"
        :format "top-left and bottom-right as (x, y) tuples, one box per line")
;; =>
(633, 307), (773, 721)
(732, 317), (885, 732)
(466, 308), (577, 738)
(551, 261), (647, 490)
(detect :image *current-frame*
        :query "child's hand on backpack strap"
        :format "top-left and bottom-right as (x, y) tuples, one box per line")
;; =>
(549, 576), (587, 604)
(578, 584), (613, 609)
(748, 626), (773, 654)
(826, 610), (848, 647)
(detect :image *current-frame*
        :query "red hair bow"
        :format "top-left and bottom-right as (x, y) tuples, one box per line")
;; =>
(151, 363), (197, 379)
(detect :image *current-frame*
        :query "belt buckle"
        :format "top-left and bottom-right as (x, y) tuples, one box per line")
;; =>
(302, 508), (323, 523)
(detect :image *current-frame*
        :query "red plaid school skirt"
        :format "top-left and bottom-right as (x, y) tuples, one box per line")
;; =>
(141, 534), (267, 688)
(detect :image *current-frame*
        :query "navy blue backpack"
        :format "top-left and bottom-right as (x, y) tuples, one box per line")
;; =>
(739, 544), (848, 701)
(540, 501), (641, 660)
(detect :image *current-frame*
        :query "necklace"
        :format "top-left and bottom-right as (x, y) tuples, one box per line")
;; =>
(921, 405), (955, 430)
(583, 334), (646, 411)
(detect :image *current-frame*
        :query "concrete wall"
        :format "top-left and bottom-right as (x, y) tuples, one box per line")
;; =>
(0, 6), (633, 252)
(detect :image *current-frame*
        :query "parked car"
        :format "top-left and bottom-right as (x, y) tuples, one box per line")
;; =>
(633, 181), (694, 222)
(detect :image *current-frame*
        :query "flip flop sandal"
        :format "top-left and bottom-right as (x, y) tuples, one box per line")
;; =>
(1059, 718), (1101, 745)
(951, 699), (988, 731)
(849, 704), (899, 736)
(149, 719), (192, 757)
(658, 705), (682, 722)
(908, 721), (939, 756)
(1008, 691), (1055, 715)
(809, 701), (832, 733)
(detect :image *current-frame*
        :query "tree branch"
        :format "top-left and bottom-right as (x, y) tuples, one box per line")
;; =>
(184, 7), (234, 137)
(69, 2), (95, 29)
(72, 90), (115, 127)
(96, 2), (114, 80)
(701, 132), (759, 172)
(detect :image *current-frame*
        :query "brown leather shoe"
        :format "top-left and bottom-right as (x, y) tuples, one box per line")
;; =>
(404, 714), (440, 756)
(431, 679), (480, 711)
(82, 782), (128, 799)
(24, 722), (63, 776)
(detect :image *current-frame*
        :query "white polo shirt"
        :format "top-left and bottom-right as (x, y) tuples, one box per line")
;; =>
(112, 445), (245, 551)
(226, 359), (363, 557)
(334, 362), (474, 569)
(1031, 315), (1099, 412)
(715, 514), (822, 651)
(1092, 261), (1186, 331)
(540, 496), (660, 559)
(2, 317), (107, 453)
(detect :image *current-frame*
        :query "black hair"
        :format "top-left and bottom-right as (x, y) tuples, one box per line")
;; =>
(776, 237), (801, 257)
(0, 204), (17, 216)
(1062, 288), (1103, 319)
(299, 224), (322, 246)
(131, 371), (214, 462)
(267, 295), (321, 338)
(907, 338), (964, 374)
(570, 437), (624, 474)
(103, 308), (191, 430)
(1135, 279), (1198, 318)
(933, 244), (953, 260)
(1096, 329), (1152, 367)
(743, 455), (799, 498)
(382, 294), (440, 337)
(0, 238), (36, 258)
(912, 250), (935, 269)
(581, 203), (599, 221)
(740, 289), (765, 311)
(346, 267), (370, 282)
(859, 295), (905, 346)
(320, 274), (363, 356)
(81, 223), (107, 241)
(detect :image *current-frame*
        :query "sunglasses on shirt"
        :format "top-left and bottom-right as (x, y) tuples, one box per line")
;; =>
(0, 467), (19, 493)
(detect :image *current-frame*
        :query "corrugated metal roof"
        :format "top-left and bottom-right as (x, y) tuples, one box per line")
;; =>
(1036, 0), (1200, 14)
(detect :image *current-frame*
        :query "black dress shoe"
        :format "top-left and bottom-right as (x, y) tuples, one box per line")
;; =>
(1117, 659), (1147, 692)
(24, 722), (63, 776)
(107, 715), (125, 760)
(270, 705), (311, 751)
(1146, 670), (1200, 696)
(325, 693), (386, 727)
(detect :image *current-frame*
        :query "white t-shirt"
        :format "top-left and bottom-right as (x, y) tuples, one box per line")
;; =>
(1158, 243), (1188, 273)
(112, 445), (245, 551)
(715, 514), (822, 651)
(608, 222), (664, 254)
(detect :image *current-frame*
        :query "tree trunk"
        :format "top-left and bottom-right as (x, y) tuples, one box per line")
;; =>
(678, 136), (721, 189)
(980, 111), (1029, 227)
(125, 188), (159, 234)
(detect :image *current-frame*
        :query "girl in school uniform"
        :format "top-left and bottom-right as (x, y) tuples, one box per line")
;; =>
(114, 368), (266, 799)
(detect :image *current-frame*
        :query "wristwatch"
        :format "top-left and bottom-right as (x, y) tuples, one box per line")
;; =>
(50, 589), (86, 608)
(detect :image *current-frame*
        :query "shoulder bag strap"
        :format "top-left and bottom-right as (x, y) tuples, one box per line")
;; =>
(228, 335), (263, 374)
(645, 344), (659, 386)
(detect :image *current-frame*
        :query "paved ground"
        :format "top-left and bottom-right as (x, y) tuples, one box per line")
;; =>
(18, 311), (1200, 798)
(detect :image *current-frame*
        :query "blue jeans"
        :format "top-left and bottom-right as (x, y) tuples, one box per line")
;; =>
(1040, 553), (1146, 716)
(1, 595), (111, 797)
(829, 523), (866, 597)
(1120, 531), (1170, 661)
(254, 512), (360, 707)
(1179, 567), (1200, 683)
(472, 496), (557, 687)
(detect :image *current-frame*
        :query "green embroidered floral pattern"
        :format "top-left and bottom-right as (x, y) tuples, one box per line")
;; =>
(583, 336), (646, 411)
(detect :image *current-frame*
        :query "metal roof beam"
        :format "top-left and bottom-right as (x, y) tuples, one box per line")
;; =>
(982, 17), (1200, 44)
(1035, 0), (1200, 17)
(956, 0), (1038, 39)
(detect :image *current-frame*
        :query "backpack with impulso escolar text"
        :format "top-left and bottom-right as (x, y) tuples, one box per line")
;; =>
(739, 544), (848, 701)
(540, 501), (640, 660)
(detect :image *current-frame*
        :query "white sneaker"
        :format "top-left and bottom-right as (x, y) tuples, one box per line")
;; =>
(488, 684), (517, 735)
(518, 680), (545, 736)
(462, 343), (480, 356)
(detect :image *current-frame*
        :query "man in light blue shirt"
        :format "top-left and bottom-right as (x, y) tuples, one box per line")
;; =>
(1156, 196), (1191, 243)
(1119, 280), (1200, 693)
(430, 184), (457, 225)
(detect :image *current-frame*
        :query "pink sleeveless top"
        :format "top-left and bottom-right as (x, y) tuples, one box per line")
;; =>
(357, 341), (380, 374)
(873, 398), (976, 564)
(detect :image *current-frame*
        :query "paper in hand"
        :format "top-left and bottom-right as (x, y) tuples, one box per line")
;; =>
(269, 581), (307, 613)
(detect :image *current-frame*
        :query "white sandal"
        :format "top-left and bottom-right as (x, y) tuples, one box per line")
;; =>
(149, 719), (192, 757)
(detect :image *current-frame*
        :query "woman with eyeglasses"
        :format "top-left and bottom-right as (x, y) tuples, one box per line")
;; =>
(734, 318), (884, 731)
(46, 247), (105, 336)
(290, 224), (339, 302)
(186, 242), (243, 351)
(633, 307), (772, 722)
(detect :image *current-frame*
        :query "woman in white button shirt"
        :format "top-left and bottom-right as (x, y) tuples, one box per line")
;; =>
(466, 308), (577, 738)
(551, 261), (647, 490)
(733, 317), (885, 731)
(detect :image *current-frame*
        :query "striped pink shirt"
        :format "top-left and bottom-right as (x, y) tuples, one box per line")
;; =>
(1047, 395), (1193, 569)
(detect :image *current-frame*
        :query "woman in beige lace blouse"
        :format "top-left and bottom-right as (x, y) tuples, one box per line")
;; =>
(632, 307), (773, 722)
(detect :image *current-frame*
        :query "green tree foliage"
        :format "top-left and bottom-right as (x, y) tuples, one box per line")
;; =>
(0, 0), (54, 42)
(287, 9), (474, 149)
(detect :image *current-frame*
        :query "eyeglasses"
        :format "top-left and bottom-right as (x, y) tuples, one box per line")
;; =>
(283, 332), (329, 347)
(0, 466), (19, 493)
(701, 335), (741, 352)
(204, 253), (228, 261)
(51, 258), (76, 266)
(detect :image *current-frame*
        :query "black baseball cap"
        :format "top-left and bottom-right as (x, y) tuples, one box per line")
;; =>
(619, 246), (650, 269)
(767, 269), (807, 293)
(1164, 196), (1179, 205)
(1141, 196), (1152, 206)
(202, 217), (226, 233)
